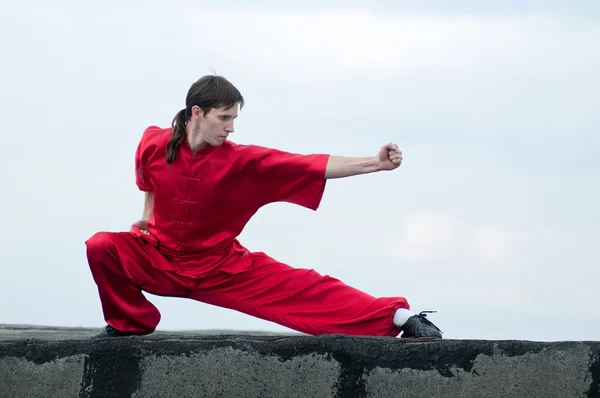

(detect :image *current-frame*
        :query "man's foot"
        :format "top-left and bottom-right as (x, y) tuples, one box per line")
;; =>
(400, 311), (443, 340)
(90, 325), (155, 339)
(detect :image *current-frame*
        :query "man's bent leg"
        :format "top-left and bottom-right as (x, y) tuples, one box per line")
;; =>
(191, 252), (409, 336)
(85, 232), (191, 333)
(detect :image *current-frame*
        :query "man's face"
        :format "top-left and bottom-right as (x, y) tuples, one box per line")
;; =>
(199, 104), (239, 146)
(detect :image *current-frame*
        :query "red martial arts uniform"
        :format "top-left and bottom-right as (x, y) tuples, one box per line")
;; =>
(85, 126), (409, 336)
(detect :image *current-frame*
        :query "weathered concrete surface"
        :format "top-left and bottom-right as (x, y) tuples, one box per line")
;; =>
(1, 325), (599, 398)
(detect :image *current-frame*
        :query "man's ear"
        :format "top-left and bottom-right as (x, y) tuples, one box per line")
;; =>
(191, 105), (204, 121)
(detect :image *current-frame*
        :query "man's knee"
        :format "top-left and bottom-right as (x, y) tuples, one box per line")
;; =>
(85, 232), (118, 263)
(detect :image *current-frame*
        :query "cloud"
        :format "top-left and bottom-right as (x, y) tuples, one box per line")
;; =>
(184, 11), (500, 74)
(181, 10), (600, 81)
(390, 213), (532, 268)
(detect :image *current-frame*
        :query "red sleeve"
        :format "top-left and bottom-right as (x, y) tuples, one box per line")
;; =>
(241, 145), (330, 210)
(134, 130), (154, 192)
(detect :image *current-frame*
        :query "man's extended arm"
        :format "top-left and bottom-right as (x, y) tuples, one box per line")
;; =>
(325, 156), (381, 179)
(324, 143), (403, 179)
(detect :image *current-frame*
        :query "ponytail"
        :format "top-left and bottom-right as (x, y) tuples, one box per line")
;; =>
(166, 108), (187, 164)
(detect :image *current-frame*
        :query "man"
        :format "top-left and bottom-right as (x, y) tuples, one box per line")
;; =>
(85, 75), (442, 339)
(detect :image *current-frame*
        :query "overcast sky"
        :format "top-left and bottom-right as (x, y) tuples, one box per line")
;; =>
(1, 1), (598, 341)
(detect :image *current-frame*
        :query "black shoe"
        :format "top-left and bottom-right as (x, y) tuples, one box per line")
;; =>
(90, 325), (155, 339)
(400, 311), (443, 340)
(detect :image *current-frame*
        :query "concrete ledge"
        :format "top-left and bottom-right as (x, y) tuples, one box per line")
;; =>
(1, 325), (599, 398)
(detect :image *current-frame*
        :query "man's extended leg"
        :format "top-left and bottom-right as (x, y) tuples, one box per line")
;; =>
(189, 252), (409, 336)
(85, 231), (194, 334)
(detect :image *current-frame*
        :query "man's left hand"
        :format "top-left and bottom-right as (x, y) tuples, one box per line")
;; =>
(377, 143), (403, 171)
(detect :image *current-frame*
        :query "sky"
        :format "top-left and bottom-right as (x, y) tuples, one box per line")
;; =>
(0, 1), (598, 342)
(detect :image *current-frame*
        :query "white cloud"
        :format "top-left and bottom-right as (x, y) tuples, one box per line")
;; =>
(390, 213), (532, 268)
(182, 10), (599, 80)
(470, 225), (518, 265)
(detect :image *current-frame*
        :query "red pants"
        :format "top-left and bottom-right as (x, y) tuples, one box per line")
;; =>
(85, 232), (408, 336)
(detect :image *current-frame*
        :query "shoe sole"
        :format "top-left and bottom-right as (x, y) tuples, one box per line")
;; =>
(90, 329), (155, 339)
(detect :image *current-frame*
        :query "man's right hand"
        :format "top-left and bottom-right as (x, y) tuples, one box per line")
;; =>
(131, 219), (150, 235)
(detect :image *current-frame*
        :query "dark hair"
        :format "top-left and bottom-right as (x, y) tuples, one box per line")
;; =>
(166, 75), (244, 164)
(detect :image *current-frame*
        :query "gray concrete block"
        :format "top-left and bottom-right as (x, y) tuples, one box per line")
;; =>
(135, 347), (340, 398)
(364, 343), (594, 398)
(0, 354), (85, 398)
